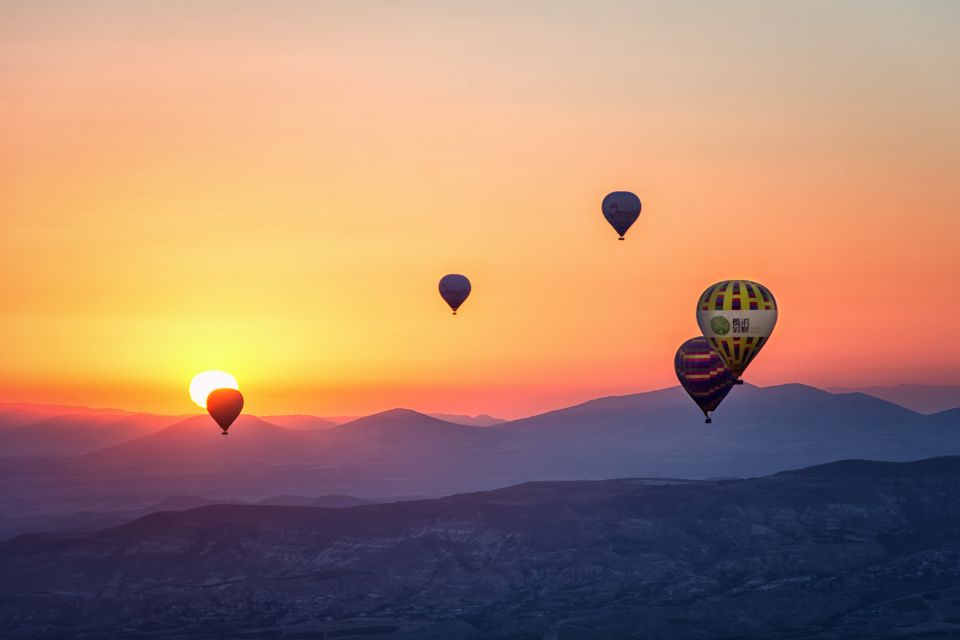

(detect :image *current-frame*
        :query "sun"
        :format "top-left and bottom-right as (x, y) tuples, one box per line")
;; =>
(189, 371), (239, 409)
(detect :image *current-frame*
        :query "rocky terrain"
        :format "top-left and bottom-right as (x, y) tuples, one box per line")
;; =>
(3, 457), (960, 639)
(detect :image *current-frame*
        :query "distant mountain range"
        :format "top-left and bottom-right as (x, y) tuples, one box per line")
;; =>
(3, 383), (954, 458)
(0, 383), (957, 531)
(0, 411), (184, 456)
(828, 384), (960, 414)
(259, 414), (340, 430)
(244, 413), (504, 427)
(3, 456), (960, 639)
(429, 412), (506, 427)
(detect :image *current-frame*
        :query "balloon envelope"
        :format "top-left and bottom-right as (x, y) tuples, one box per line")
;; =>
(439, 274), (471, 314)
(206, 388), (244, 434)
(675, 337), (736, 422)
(601, 191), (641, 239)
(696, 280), (777, 379)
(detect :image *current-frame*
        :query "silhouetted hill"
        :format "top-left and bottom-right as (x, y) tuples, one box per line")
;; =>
(491, 383), (936, 481)
(775, 455), (960, 480)
(339, 407), (474, 428)
(326, 408), (492, 447)
(505, 383), (918, 432)
(308, 410), (503, 488)
(0, 493), (386, 541)
(260, 414), (340, 430)
(0, 403), (135, 430)
(829, 384), (960, 414)
(429, 412), (506, 426)
(256, 493), (375, 508)
(88, 415), (314, 464)
(503, 384), (692, 432)
(4, 457), (960, 639)
(0, 413), (180, 457)
(0, 495), (235, 540)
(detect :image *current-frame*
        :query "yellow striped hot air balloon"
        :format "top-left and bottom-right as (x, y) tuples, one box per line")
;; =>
(696, 280), (777, 381)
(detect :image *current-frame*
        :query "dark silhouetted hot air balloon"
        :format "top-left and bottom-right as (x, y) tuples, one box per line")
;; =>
(206, 388), (244, 435)
(696, 280), (777, 382)
(601, 191), (641, 240)
(675, 337), (736, 423)
(439, 274), (471, 315)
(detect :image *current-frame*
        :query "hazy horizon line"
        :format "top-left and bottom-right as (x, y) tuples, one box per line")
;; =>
(3, 380), (958, 423)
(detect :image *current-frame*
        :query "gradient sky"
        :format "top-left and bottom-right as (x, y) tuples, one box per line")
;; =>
(1, 1), (958, 418)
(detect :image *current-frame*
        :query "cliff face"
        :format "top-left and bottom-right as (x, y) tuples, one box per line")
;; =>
(3, 458), (960, 639)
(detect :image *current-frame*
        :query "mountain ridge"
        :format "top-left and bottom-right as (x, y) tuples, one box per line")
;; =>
(828, 383), (960, 414)
(1, 383), (957, 527)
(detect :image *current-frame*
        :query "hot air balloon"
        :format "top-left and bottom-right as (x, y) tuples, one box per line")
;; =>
(206, 388), (244, 435)
(675, 337), (736, 423)
(696, 280), (777, 382)
(439, 274), (471, 315)
(601, 191), (641, 240)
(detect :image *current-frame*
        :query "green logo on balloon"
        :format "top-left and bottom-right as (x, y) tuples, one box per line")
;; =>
(710, 316), (731, 336)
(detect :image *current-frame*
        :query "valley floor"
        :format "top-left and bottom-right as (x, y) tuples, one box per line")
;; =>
(3, 458), (960, 639)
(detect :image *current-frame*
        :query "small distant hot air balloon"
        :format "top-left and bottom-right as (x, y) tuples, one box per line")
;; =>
(439, 274), (471, 315)
(601, 191), (641, 240)
(675, 337), (736, 423)
(696, 280), (777, 382)
(206, 388), (244, 435)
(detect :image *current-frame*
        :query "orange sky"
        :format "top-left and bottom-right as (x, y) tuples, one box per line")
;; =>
(1, 1), (958, 418)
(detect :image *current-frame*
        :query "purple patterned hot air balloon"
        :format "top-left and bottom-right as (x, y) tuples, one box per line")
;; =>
(601, 191), (641, 240)
(674, 337), (736, 423)
(439, 274), (471, 315)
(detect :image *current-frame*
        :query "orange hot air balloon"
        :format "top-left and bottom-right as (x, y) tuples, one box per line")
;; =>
(206, 388), (244, 435)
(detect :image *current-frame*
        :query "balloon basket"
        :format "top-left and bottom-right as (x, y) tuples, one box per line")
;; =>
(735, 379), (744, 385)
(705, 417), (712, 424)
(618, 237), (624, 241)
(221, 431), (229, 436)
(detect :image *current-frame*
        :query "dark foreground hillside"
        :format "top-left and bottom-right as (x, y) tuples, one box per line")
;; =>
(3, 458), (960, 639)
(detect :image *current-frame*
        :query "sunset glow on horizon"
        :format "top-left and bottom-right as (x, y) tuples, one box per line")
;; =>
(1, 1), (958, 418)
(188, 371), (239, 409)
